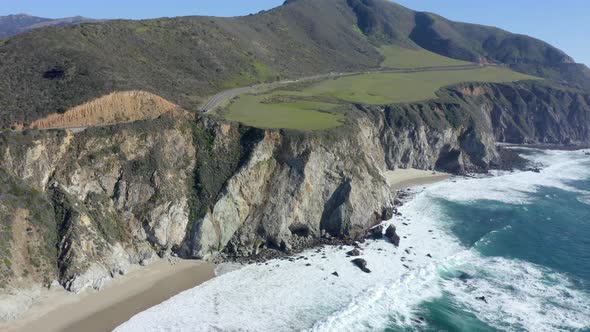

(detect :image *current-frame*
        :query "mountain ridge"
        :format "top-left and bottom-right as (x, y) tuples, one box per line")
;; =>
(0, 13), (99, 39)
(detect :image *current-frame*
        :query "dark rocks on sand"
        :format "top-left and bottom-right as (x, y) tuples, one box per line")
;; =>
(370, 225), (384, 239)
(385, 225), (400, 247)
(347, 248), (361, 256)
(351, 258), (371, 273)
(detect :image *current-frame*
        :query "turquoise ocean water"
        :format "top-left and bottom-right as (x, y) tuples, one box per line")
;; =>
(385, 149), (590, 332)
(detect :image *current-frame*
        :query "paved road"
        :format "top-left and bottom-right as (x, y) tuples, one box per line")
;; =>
(198, 63), (491, 113)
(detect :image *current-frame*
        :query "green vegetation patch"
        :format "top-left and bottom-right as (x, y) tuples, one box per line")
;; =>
(378, 45), (472, 69)
(224, 67), (537, 130)
(224, 94), (345, 130)
(286, 67), (537, 104)
(223, 61), (279, 89)
(0, 169), (58, 285)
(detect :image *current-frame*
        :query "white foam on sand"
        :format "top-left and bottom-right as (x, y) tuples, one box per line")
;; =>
(116, 149), (590, 332)
(116, 188), (461, 332)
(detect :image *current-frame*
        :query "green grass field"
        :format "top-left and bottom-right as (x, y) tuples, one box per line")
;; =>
(225, 66), (538, 130)
(288, 67), (537, 104)
(378, 45), (471, 68)
(223, 94), (344, 130)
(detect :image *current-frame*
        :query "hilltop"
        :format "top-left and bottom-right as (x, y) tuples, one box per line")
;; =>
(0, 14), (98, 39)
(0, 0), (588, 128)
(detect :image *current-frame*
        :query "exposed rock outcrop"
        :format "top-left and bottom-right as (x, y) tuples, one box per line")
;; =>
(1, 110), (195, 296)
(186, 123), (396, 259)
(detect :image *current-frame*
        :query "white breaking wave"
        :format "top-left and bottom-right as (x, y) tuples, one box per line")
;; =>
(116, 149), (590, 332)
(424, 149), (590, 205)
(440, 252), (590, 332)
(577, 195), (590, 206)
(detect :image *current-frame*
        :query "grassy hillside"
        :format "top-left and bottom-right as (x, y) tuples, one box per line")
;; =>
(0, 0), (382, 128)
(297, 67), (537, 104)
(224, 67), (538, 130)
(0, 0), (586, 129)
(378, 45), (471, 68)
(224, 96), (344, 130)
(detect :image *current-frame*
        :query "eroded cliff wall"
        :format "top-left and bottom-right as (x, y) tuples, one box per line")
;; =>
(0, 81), (589, 319)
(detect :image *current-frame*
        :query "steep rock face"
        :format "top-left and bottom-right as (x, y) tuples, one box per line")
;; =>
(371, 93), (499, 173)
(477, 83), (590, 144)
(187, 120), (395, 258)
(0, 112), (195, 294)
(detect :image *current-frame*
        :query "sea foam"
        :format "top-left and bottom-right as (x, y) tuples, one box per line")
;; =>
(439, 252), (590, 332)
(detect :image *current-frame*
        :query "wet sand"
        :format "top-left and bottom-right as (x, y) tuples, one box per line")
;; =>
(384, 168), (451, 190)
(2, 259), (215, 332)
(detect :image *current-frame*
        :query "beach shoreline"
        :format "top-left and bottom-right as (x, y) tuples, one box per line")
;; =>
(1, 259), (215, 332)
(384, 168), (451, 190)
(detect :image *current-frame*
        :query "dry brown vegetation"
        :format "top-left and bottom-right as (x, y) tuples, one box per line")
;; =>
(30, 91), (177, 129)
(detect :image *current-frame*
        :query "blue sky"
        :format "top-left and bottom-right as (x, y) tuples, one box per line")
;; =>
(1, 0), (588, 65)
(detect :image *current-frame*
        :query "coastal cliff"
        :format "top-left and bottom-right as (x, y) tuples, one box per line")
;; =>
(1, 81), (589, 320)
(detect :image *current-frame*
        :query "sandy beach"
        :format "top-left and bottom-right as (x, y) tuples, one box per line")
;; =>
(1, 259), (215, 332)
(384, 168), (451, 190)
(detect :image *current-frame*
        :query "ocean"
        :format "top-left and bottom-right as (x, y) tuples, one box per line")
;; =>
(117, 148), (590, 332)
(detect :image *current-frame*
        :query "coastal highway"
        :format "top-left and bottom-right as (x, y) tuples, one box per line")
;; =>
(198, 63), (491, 113)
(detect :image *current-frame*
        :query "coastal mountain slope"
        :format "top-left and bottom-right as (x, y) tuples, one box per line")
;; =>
(2, 81), (589, 313)
(0, 14), (98, 39)
(1, 0), (590, 320)
(0, 0), (588, 128)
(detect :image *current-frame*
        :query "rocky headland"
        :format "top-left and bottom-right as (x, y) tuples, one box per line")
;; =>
(1, 79), (589, 321)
